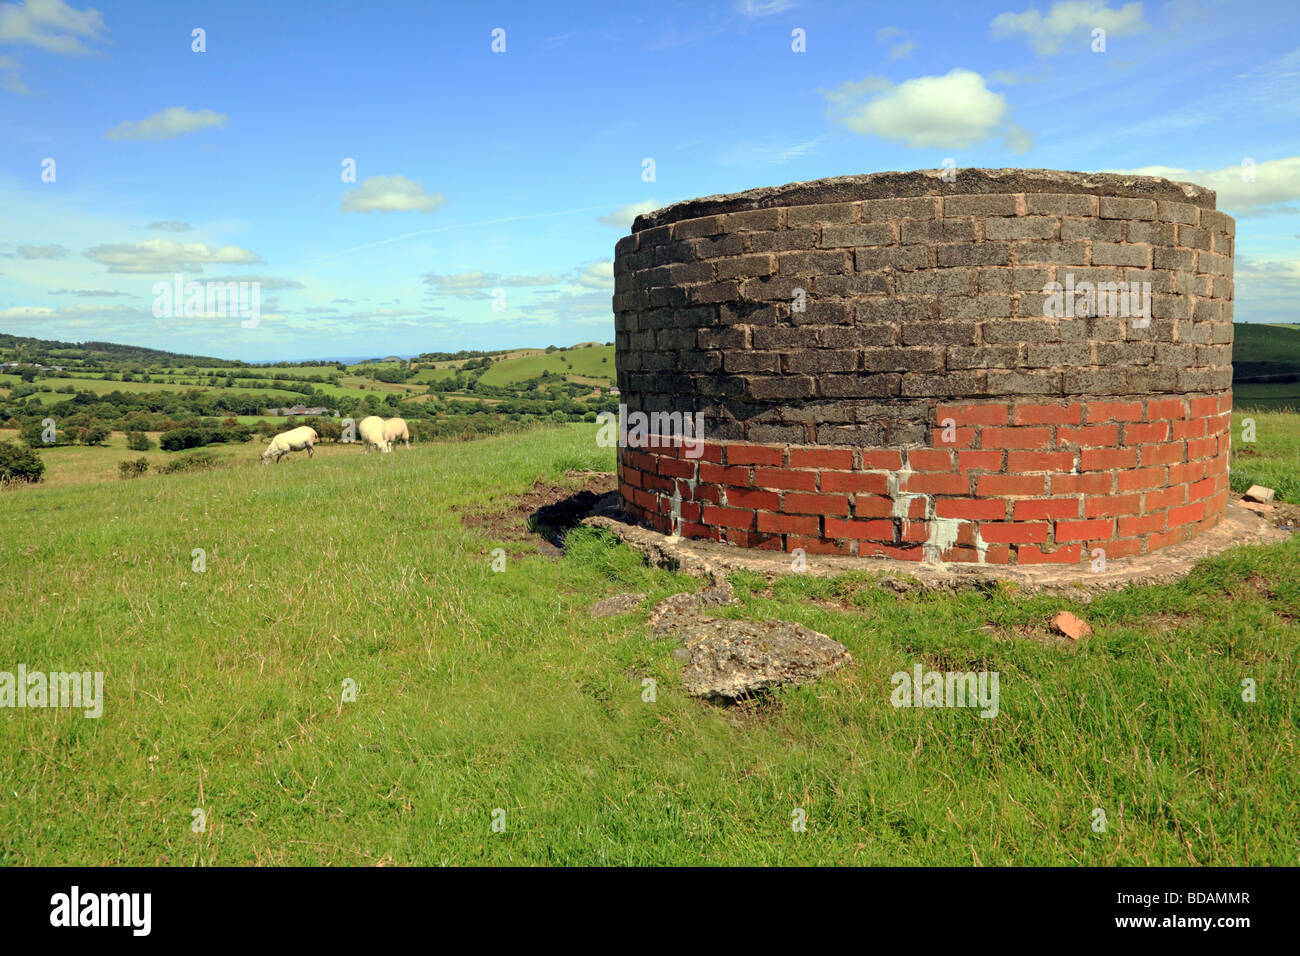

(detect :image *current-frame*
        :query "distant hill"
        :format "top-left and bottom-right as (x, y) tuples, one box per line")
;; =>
(1232, 323), (1300, 382)
(0, 333), (240, 369)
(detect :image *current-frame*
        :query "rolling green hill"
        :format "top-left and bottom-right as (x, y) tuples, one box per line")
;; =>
(1232, 323), (1300, 381)
(478, 344), (614, 387)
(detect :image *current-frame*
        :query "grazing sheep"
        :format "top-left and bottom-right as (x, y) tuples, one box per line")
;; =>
(382, 417), (410, 449)
(261, 425), (318, 465)
(358, 415), (391, 454)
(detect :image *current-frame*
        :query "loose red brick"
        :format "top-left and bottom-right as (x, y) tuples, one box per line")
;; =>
(755, 467), (817, 491)
(1013, 498), (1081, 520)
(1189, 475), (1219, 499)
(1086, 401), (1143, 423)
(1189, 396), (1219, 418)
(1056, 518), (1114, 542)
(1013, 403), (1083, 425)
(1186, 436), (1216, 459)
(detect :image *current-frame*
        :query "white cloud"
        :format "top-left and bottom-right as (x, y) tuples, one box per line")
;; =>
(990, 1), (1148, 55)
(422, 270), (558, 297)
(825, 69), (1033, 153)
(875, 26), (914, 59)
(17, 243), (67, 258)
(0, 0), (105, 55)
(576, 261), (614, 290)
(203, 274), (303, 290)
(1101, 157), (1300, 217)
(735, 0), (797, 15)
(598, 200), (660, 228)
(105, 107), (229, 142)
(340, 175), (446, 214)
(0, 53), (29, 94)
(84, 238), (262, 273)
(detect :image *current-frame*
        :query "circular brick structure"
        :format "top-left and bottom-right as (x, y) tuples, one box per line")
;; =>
(612, 169), (1235, 566)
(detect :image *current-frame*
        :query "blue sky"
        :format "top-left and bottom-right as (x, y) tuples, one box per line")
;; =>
(1, 0), (1298, 361)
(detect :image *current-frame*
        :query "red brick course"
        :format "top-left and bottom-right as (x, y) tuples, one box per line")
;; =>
(617, 392), (1230, 564)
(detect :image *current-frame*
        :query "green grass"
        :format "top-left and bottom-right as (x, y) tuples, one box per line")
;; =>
(1, 421), (1297, 865)
(478, 344), (614, 387)
(1227, 408), (1300, 502)
(1233, 381), (1300, 411)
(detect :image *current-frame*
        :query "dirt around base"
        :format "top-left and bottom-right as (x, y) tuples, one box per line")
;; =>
(583, 498), (1291, 593)
(458, 471), (617, 551)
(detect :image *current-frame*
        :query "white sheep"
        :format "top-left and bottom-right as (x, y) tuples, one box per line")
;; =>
(358, 415), (391, 454)
(382, 417), (410, 449)
(261, 425), (318, 465)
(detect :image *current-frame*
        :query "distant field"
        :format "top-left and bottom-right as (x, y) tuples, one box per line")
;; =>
(479, 345), (614, 387)
(1233, 382), (1300, 411)
(1233, 322), (1300, 380)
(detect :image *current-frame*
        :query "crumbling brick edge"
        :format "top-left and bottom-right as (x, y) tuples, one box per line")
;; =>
(582, 499), (1287, 593)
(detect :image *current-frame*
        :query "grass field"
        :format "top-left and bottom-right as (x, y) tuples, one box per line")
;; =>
(478, 344), (614, 387)
(1, 419), (1297, 865)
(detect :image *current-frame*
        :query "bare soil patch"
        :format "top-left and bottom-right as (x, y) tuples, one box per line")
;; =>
(458, 471), (617, 553)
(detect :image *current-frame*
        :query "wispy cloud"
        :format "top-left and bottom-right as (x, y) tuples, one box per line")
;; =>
(990, 1), (1149, 55)
(106, 107), (229, 142)
(0, 0), (105, 55)
(339, 175), (446, 214)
